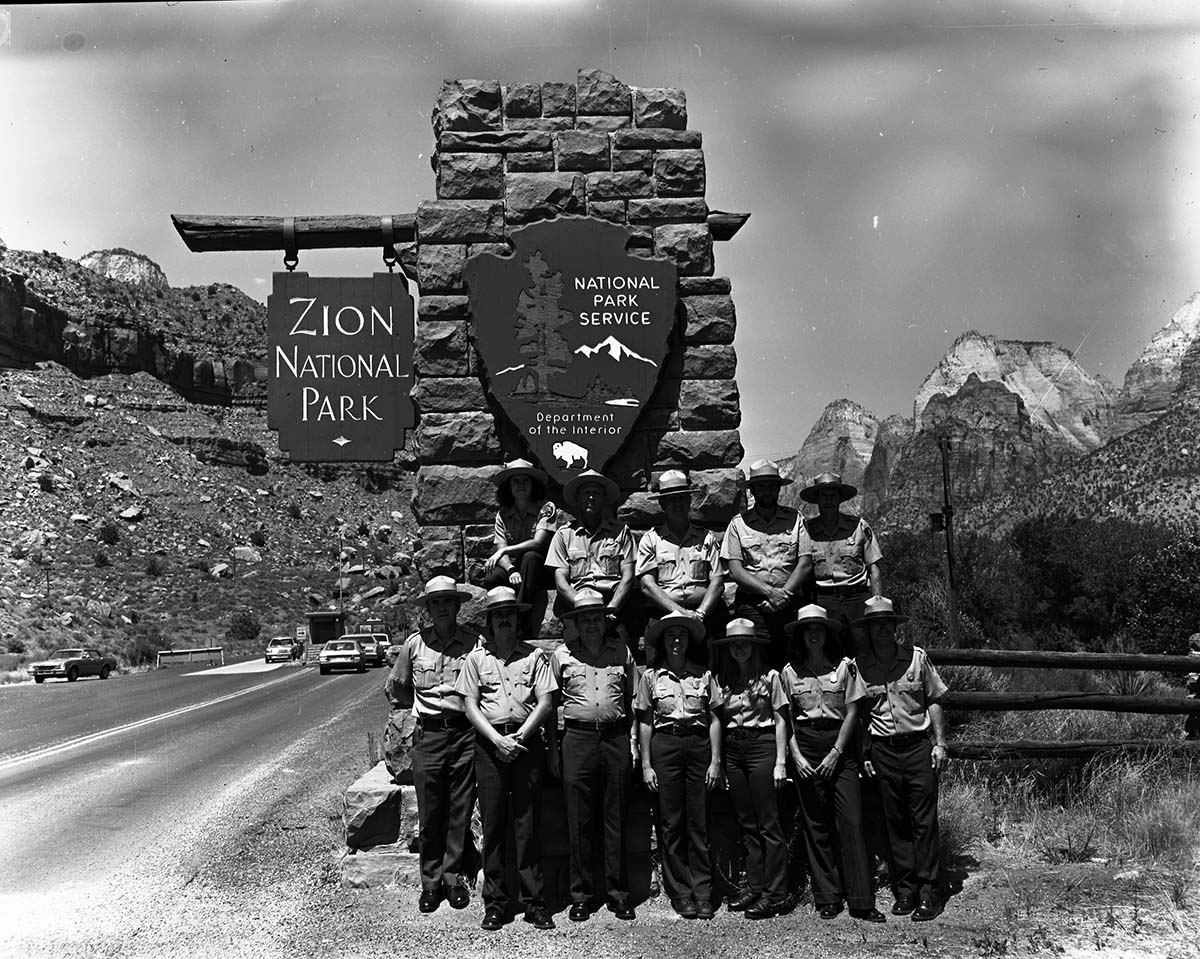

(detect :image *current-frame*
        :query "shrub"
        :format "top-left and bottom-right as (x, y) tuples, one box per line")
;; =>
(94, 550), (110, 568)
(5, 637), (26, 654)
(286, 501), (302, 521)
(37, 474), (55, 493)
(145, 555), (167, 577)
(226, 610), (261, 644)
(249, 530), (267, 548)
(126, 625), (166, 666)
(98, 521), (120, 546)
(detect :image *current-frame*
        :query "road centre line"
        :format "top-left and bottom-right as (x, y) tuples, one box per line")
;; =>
(0, 670), (310, 773)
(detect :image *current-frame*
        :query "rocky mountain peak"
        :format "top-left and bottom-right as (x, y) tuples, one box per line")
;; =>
(80, 248), (169, 290)
(1116, 292), (1200, 430)
(779, 398), (878, 509)
(914, 330), (1116, 454)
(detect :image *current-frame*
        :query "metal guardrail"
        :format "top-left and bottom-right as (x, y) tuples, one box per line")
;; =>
(155, 647), (225, 668)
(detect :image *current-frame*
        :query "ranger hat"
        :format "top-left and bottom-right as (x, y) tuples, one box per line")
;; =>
(492, 458), (548, 487)
(711, 617), (770, 646)
(851, 595), (909, 627)
(563, 470), (621, 510)
(482, 585), (530, 614)
(418, 575), (473, 605)
(644, 610), (705, 648)
(745, 459), (793, 487)
(559, 588), (615, 620)
(800, 471), (858, 504)
(783, 603), (843, 636)
(650, 470), (701, 500)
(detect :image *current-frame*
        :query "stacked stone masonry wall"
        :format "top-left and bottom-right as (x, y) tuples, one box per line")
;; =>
(411, 70), (744, 583)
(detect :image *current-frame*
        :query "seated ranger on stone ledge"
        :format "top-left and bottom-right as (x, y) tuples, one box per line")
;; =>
(636, 469), (726, 664)
(545, 468), (641, 651)
(795, 472), (883, 654)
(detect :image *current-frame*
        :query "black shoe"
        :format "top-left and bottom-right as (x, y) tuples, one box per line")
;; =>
(912, 898), (943, 922)
(481, 906), (505, 931)
(850, 907), (887, 923)
(891, 896), (916, 916)
(418, 888), (442, 913)
(671, 897), (698, 919)
(695, 899), (714, 920)
(745, 897), (788, 920)
(524, 905), (555, 930)
(569, 901), (591, 922)
(818, 902), (844, 920)
(607, 896), (636, 920)
(446, 882), (470, 909)
(727, 889), (760, 912)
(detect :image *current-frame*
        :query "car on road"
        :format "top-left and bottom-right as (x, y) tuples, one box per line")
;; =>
(341, 632), (386, 667)
(264, 636), (304, 663)
(318, 639), (366, 675)
(28, 648), (117, 684)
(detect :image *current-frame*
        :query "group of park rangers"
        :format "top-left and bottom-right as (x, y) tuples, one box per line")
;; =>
(384, 458), (950, 932)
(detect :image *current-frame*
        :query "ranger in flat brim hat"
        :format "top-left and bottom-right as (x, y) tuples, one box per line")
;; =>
(481, 585), (530, 614)
(650, 469), (702, 499)
(558, 588), (615, 620)
(562, 469), (621, 510)
(799, 471), (858, 504)
(644, 609), (705, 647)
(711, 617), (771, 646)
(851, 595), (909, 627)
(744, 459), (794, 487)
(492, 458), (548, 487)
(418, 574), (474, 605)
(783, 602), (843, 636)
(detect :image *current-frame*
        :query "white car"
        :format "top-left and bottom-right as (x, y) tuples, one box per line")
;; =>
(341, 632), (386, 667)
(318, 639), (366, 675)
(264, 636), (303, 663)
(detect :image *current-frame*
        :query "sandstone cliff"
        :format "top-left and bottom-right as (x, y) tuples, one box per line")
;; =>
(80, 248), (169, 290)
(1115, 292), (1200, 432)
(778, 398), (877, 510)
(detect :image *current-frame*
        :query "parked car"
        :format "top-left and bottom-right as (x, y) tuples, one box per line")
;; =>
(29, 648), (117, 684)
(342, 632), (386, 667)
(264, 636), (303, 663)
(318, 639), (366, 675)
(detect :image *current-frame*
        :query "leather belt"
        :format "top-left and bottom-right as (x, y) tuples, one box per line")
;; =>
(417, 713), (470, 730)
(564, 717), (628, 733)
(815, 583), (870, 595)
(795, 718), (842, 731)
(489, 721), (526, 736)
(872, 731), (928, 748)
(655, 721), (708, 737)
(726, 725), (771, 740)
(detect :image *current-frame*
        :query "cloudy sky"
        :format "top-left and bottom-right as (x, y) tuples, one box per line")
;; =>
(2, 0), (1199, 463)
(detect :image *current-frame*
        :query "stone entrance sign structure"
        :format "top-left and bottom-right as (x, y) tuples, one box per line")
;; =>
(412, 69), (746, 579)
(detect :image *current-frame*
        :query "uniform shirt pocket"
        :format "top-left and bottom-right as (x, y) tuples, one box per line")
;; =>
(567, 546), (589, 580)
(412, 656), (440, 689)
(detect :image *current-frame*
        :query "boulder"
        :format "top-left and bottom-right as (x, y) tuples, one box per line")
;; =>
(209, 562), (231, 578)
(119, 505), (145, 521)
(230, 545), (262, 564)
(344, 760), (415, 850)
(341, 845), (423, 889)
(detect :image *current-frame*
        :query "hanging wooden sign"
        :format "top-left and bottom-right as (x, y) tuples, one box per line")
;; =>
(464, 217), (678, 486)
(267, 272), (414, 462)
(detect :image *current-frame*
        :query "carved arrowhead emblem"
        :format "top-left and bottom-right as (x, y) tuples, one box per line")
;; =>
(464, 218), (678, 486)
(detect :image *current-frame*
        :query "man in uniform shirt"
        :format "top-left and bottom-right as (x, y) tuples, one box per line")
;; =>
(549, 589), (640, 922)
(384, 575), (481, 913)
(720, 459), (805, 668)
(636, 470), (725, 663)
(546, 469), (639, 649)
(796, 472), (883, 653)
(456, 587), (557, 931)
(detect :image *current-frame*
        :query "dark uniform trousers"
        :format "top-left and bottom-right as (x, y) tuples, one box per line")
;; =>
(650, 728), (714, 903)
(482, 552), (555, 609)
(793, 723), (874, 909)
(814, 588), (871, 651)
(870, 735), (941, 902)
(733, 595), (799, 671)
(724, 729), (787, 900)
(562, 723), (632, 903)
(474, 732), (546, 914)
(411, 719), (477, 891)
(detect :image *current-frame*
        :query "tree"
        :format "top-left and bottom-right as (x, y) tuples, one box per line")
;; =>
(510, 251), (574, 397)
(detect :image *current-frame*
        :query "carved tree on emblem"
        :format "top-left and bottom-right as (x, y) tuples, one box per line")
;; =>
(509, 251), (574, 398)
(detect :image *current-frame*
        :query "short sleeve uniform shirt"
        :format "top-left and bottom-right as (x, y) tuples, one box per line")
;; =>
(385, 625), (480, 718)
(781, 659), (853, 722)
(799, 514), (882, 589)
(720, 507), (802, 590)
(636, 523), (720, 605)
(717, 669), (787, 729)
(546, 517), (636, 593)
(634, 665), (724, 728)
(494, 500), (558, 548)
(455, 640), (557, 725)
(845, 646), (948, 737)
(550, 638), (636, 724)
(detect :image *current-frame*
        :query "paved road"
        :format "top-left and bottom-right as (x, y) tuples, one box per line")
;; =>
(0, 660), (389, 953)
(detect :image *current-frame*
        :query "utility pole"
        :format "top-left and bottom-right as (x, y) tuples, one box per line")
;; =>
(938, 438), (961, 647)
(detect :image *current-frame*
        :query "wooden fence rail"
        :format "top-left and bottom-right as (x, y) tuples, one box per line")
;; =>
(928, 648), (1198, 673)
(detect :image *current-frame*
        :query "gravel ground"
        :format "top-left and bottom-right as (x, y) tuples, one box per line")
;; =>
(4, 694), (1198, 959)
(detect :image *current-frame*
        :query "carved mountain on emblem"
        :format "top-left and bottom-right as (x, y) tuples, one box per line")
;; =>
(574, 335), (657, 366)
